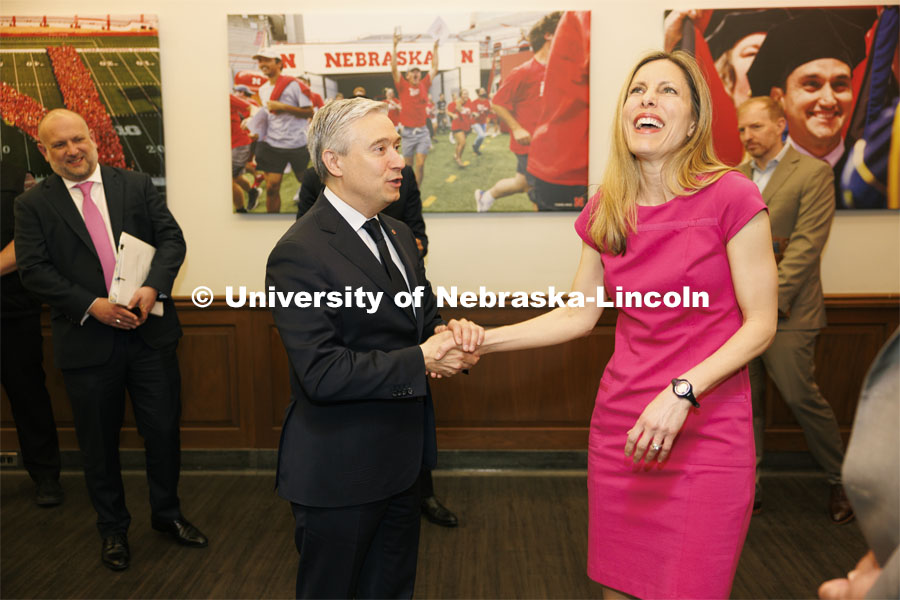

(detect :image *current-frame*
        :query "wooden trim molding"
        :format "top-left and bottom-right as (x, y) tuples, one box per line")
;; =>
(2, 295), (897, 452)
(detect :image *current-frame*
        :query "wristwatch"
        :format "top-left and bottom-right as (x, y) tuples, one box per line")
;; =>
(671, 378), (700, 408)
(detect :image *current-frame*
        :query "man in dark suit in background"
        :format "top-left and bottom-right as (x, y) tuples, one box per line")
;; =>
(1, 160), (63, 507)
(267, 98), (481, 598)
(736, 97), (850, 524)
(14, 109), (208, 571)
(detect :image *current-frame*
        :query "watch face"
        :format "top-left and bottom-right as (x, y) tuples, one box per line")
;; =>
(673, 380), (690, 396)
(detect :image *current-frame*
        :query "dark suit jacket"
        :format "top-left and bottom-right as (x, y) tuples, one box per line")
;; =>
(738, 145), (835, 331)
(297, 165), (429, 256)
(267, 192), (441, 508)
(14, 166), (186, 369)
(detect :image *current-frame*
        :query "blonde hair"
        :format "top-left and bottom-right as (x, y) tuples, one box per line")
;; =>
(589, 51), (732, 255)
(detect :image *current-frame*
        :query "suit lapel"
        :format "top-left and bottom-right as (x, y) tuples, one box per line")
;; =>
(761, 147), (800, 202)
(44, 175), (98, 258)
(101, 166), (124, 245)
(738, 147), (800, 204)
(314, 196), (415, 326)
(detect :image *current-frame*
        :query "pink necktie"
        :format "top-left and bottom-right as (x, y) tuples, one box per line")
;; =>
(75, 181), (116, 292)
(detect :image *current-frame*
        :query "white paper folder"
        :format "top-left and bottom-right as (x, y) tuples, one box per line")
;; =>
(108, 232), (164, 317)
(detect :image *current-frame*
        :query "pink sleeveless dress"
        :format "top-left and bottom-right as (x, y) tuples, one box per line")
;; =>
(573, 171), (766, 598)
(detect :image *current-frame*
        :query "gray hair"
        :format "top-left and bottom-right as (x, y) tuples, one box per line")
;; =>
(308, 98), (389, 181)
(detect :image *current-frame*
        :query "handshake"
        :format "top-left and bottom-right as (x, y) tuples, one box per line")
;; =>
(419, 318), (485, 378)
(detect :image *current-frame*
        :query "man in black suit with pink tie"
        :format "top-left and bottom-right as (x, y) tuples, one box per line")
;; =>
(14, 109), (207, 571)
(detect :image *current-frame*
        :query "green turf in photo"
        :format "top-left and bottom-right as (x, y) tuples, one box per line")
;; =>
(420, 132), (535, 213)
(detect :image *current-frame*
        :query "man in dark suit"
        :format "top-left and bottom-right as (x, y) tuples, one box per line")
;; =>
(736, 97), (850, 524)
(1, 160), (63, 507)
(14, 109), (208, 571)
(266, 98), (481, 598)
(296, 164), (462, 528)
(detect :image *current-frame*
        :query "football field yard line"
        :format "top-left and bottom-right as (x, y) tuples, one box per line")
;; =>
(96, 51), (160, 150)
(81, 55), (143, 171)
(136, 51), (161, 86)
(96, 51), (141, 115)
(9, 55), (33, 171)
(27, 53), (45, 106)
(115, 50), (160, 113)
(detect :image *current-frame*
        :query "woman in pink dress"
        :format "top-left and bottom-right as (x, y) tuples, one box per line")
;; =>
(478, 51), (778, 598)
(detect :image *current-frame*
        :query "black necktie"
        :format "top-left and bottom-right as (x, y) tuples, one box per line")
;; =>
(362, 218), (408, 293)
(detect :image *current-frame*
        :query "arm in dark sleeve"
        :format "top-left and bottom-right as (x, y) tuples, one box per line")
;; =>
(14, 194), (97, 322)
(399, 165), (428, 256)
(140, 174), (186, 295)
(266, 238), (428, 403)
(296, 167), (323, 220)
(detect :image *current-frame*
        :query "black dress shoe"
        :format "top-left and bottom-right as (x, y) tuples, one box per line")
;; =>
(35, 479), (64, 507)
(101, 534), (130, 571)
(422, 496), (458, 527)
(829, 484), (855, 524)
(151, 517), (208, 547)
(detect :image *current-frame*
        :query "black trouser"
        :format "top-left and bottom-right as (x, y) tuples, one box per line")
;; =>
(62, 331), (182, 537)
(419, 467), (434, 497)
(0, 313), (60, 483)
(527, 174), (588, 211)
(291, 477), (422, 599)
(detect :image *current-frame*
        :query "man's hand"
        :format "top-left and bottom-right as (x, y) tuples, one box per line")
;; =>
(127, 286), (158, 326)
(267, 100), (289, 113)
(393, 31), (401, 48)
(512, 127), (532, 146)
(819, 551), (881, 600)
(420, 330), (479, 378)
(663, 10), (700, 53)
(89, 298), (140, 330)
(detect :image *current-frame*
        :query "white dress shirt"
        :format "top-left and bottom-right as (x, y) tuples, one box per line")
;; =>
(750, 142), (791, 194)
(323, 187), (413, 301)
(62, 165), (118, 324)
(62, 164), (117, 257)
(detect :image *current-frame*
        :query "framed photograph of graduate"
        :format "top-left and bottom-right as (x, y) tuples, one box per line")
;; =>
(664, 7), (898, 210)
(0, 14), (167, 196)
(227, 11), (590, 214)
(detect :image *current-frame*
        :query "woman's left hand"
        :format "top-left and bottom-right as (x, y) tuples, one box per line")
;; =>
(625, 387), (692, 464)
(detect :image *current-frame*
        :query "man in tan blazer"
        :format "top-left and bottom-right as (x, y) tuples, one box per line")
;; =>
(737, 97), (852, 524)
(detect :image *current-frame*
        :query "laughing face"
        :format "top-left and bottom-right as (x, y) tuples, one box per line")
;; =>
(622, 59), (696, 165)
(37, 110), (99, 182)
(780, 58), (852, 157)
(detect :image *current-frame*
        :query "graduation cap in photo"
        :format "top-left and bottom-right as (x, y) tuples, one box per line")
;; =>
(704, 9), (789, 61)
(747, 10), (868, 96)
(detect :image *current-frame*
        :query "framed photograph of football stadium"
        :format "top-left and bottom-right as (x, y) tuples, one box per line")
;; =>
(227, 11), (590, 214)
(0, 14), (167, 196)
(664, 6), (898, 210)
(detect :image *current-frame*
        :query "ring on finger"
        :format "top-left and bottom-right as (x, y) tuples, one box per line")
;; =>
(115, 318), (121, 324)
(650, 443), (662, 451)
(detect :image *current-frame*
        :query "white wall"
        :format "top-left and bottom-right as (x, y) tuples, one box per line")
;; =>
(11, 0), (898, 297)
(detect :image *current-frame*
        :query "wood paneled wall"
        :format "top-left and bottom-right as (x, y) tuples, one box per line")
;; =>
(2, 296), (897, 452)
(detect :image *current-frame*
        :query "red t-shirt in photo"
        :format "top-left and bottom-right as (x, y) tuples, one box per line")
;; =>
(472, 97), (491, 125)
(396, 73), (432, 128)
(386, 97), (402, 126)
(527, 11), (590, 187)
(491, 57), (547, 155)
(449, 100), (472, 132)
(230, 94), (254, 148)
